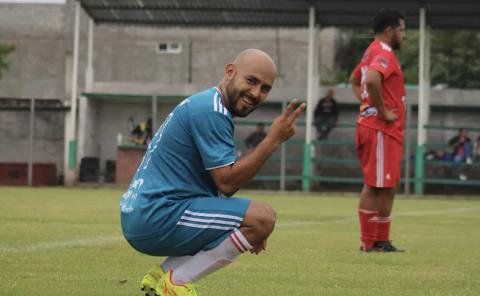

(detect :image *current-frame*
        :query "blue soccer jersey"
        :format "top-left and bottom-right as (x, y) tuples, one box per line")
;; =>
(120, 87), (238, 241)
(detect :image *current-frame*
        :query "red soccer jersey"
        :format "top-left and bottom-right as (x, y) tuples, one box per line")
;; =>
(352, 40), (406, 143)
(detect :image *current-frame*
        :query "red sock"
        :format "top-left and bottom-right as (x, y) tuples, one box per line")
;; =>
(377, 216), (391, 242)
(358, 209), (379, 250)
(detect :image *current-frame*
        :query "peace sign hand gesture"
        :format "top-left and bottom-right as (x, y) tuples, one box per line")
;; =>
(267, 99), (306, 145)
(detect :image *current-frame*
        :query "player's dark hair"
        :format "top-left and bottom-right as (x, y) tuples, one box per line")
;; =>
(372, 9), (405, 33)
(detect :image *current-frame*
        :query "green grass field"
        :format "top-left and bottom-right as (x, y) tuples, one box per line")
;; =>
(1, 187), (479, 296)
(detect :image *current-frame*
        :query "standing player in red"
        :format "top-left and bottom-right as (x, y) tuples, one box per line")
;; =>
(350, 9), (406, 252)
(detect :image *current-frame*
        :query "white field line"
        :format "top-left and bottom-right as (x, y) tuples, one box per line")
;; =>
(1, 207), (478, 255)
(278, 207), (480, 227)
(0, 235), (122, 255)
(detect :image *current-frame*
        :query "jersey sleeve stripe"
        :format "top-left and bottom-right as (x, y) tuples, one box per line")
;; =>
(205, 161), (235, 170)
(213, 92), (218, 112)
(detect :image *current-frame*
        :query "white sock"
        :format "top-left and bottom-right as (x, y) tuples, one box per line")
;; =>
(171, 229), (253, 285)
(161, 255), (192, 272)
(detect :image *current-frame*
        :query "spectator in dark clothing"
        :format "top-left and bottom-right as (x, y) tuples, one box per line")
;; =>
(144, 118), (153, 145)
(245, 123), (267, 149)
(129, 118), (153, 146)
(448, 128), (473, 180)
(314, 89), (339, 140)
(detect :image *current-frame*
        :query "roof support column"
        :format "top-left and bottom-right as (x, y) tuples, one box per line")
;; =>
(415, 7), (430, 195)
(152, 95), (157, 132)
(86, 18), (94, 91)
(302, 6), (318, 192)
(27, 98), (35, 187)
(425, 25), (431, 122)
(64, 0), (81, 185)
(280, 101), (287, 191)
(78, 18), (96, 176)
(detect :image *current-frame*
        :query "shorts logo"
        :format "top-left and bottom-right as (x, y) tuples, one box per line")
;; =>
(386, 173), (391, 180)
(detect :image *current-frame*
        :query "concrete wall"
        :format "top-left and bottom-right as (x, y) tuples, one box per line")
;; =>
(92, 26), (314, 89)
(0, 3), (70, 99)
(0, 109), (64, 171)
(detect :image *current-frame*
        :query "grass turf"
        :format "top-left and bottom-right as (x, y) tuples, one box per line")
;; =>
(0, 187), (479, 295)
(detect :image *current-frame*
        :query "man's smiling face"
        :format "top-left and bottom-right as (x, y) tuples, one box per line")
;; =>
(223, 52), (276, 117)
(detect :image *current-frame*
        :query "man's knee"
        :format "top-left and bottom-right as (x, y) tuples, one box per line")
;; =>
(243, 201), (276, 237)
(254, 202), (276, 234)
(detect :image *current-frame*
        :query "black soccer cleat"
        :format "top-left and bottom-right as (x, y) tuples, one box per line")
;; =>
(373, 240), (405, 252)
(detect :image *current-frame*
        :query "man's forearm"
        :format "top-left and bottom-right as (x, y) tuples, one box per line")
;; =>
(367, 81), (386, 114)
(351, 84), (362, 103)
(213, 135), (281, 196)
(226, 136), (280, 193)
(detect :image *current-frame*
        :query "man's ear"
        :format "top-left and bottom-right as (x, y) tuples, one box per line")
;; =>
(225, 63), (235, 81)
(385, 26), (394, 37)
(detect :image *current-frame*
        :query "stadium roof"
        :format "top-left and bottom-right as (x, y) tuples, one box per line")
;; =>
(79, 0), (480, 29)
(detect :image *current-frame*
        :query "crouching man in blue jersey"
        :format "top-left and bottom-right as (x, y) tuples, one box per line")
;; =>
(120, 48), (306, 296)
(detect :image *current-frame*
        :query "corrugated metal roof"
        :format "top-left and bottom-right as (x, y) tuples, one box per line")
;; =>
(79, 0), (480, 29)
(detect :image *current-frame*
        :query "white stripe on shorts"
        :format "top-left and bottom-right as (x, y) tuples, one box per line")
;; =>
(176, 222), (235, 231)
(184, 210), (243, 221)
(376, 130), (384, 187)
(179, 216), (240, 227)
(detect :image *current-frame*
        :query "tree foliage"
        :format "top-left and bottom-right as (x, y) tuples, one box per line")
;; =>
(333, 29), (480, 89)
(430, 30), (480, 88)
(0, 44), (15, 79)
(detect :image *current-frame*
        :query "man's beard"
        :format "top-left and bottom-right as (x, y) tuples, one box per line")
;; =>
(226, 82), (257, 118)
(392, 37), (401, 50)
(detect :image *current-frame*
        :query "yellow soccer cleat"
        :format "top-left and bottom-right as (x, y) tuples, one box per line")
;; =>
(156, 270), (198, 296)
(141, 265), (165, 296)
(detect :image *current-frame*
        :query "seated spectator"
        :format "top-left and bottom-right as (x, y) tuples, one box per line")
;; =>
(447, 128), (473, 180)
(475, 135), (480, 161)
(130, 125), (144, 145)
(129, 118), (153, 146)
(144, 118), (153, 145)
(314, 88), (339, 140)
(425, 148), (450, 161)
(245, 123), (267, 149)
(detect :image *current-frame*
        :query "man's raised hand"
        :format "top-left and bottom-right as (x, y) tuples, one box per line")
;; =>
(267, 99), (306, 145)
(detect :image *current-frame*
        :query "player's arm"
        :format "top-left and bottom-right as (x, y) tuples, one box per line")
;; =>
(365, 69), (397, 123)
(350, 70), (362, 103)
(210, 100), (306, 196)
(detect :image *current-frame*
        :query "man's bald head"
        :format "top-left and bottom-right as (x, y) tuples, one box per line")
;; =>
(232, 49), (277, 76)
(219, 49), (277, 117)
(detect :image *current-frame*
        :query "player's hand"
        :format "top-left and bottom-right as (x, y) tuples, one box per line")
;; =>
(267, 99), (306, 145)
(250, 239), (267, 255)
(380, 109), (398, 123)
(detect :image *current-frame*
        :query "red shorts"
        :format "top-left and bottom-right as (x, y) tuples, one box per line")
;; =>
(355, 125), (402, 188)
